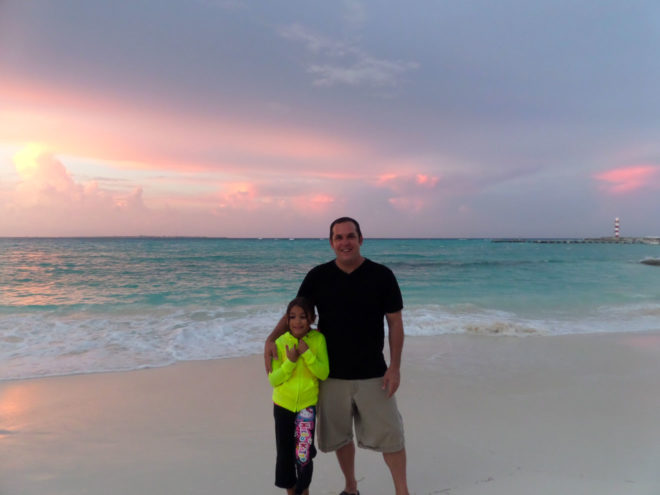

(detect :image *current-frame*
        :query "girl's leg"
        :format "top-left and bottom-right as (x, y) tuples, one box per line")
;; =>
(273, 404), (298, 491)
(294, 406), (317, 494)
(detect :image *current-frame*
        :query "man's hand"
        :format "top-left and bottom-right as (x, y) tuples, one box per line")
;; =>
(382, 366), (401, 398)
(264, 340), (278, 373)
(265, 315), (290, 373)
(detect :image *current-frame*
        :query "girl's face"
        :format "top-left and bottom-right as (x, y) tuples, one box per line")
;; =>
(288, 305), (311, 339)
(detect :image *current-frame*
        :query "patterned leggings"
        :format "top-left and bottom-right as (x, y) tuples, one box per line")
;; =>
(273, 404), (317, 494)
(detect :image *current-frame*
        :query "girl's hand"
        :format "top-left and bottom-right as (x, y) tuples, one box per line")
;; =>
(285, 344), (299, 362)
(297, 339), (309, 354)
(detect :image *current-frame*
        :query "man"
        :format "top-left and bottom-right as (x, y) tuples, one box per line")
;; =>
(265, 217), (409, 495)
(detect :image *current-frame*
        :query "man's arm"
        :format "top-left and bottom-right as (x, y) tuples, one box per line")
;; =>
(264, 314), (288, 373)
(383, 310), (404, 398)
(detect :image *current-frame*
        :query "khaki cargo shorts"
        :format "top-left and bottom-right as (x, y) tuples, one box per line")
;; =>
(317, 377), (405, 453)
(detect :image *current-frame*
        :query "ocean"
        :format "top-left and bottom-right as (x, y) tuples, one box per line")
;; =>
(1, 237), (659, 381)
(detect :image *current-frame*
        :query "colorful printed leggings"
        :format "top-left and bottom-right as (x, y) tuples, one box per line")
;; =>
(274, 404), (317, 494)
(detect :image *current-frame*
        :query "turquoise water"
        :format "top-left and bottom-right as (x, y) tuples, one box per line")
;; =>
(1, 238), (659, 380)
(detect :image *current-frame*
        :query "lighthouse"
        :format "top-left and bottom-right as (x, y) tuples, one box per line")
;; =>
(614, 217), (620, 240)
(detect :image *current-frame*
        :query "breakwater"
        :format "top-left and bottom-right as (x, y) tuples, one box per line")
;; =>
(493, 237), (660, 245)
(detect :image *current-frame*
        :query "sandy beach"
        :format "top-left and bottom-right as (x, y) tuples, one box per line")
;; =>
(2, 332), (660, 495)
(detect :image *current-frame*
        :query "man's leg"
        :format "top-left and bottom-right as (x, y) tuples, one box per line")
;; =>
(335, 441), (358, 494)
(352, 378), (408, 494)
(318, 379), (358, 493)
(383, 448), (409, 495)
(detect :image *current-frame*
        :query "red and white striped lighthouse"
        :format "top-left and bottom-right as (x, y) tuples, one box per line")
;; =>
(614, 217), (620, 239)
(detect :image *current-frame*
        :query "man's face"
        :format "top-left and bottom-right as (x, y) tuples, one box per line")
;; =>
(330, 221), (363, 264)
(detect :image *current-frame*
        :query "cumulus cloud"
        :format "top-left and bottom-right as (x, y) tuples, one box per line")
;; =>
(2, 146), (150, 235)
(11, 146), (126, 211)
(13, 147), (78, 205)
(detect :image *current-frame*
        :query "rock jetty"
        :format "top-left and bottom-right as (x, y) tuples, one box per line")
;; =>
(493, 237), (660, 245)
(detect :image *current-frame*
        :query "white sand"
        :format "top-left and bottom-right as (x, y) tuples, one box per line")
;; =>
(2, 332), (660, 494)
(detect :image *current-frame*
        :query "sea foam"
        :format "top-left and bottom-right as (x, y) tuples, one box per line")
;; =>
(3, 301), (660, 380)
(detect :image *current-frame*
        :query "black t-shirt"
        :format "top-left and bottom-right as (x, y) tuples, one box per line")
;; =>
(297, 258), (403, 379)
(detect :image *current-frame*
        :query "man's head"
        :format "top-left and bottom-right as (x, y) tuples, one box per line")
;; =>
(329, 217), (362, 242)
(329, 217), (364, 267)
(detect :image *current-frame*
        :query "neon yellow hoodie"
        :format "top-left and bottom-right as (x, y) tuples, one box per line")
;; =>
(268, 330), (329, 413)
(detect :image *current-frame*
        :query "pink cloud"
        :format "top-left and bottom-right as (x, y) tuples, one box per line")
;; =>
(214, 181), (338, 215)
(376, 173), (398, 185)
(376, 172), (440, 193)
(594, 165), (660, 194)
(375, 172), (441, 212)
(416, 174), (439, 187)
(291, 193), (337, 212)
(216, 182), (260, 210)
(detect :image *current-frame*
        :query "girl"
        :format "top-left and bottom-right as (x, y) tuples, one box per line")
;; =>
(269, 297), (329, 495)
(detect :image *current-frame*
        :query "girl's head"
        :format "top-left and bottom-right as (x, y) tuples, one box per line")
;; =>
(286, 297), (316, 339)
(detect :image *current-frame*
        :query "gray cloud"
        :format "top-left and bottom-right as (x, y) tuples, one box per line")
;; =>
(279, 23), (418, 89)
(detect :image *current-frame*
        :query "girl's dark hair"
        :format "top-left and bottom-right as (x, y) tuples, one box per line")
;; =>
(286, 297), (316, 323)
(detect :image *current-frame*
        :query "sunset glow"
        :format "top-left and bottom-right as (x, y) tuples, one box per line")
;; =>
(1, 1), (659, 237)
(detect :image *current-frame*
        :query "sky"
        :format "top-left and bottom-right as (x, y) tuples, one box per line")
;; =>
(1, 0), (659, 238)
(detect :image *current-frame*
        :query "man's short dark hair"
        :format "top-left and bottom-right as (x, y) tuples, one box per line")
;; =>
(329, 217), (362, 240)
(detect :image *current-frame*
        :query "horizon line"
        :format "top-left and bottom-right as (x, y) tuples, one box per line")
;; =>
(2, 235), (657, 241)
